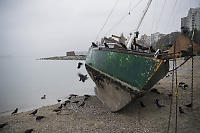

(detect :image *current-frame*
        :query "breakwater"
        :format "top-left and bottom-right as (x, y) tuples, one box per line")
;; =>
(39, 55), (86, 60)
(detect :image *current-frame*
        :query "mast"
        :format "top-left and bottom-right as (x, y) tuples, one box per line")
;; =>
(126, 0), (153, 49)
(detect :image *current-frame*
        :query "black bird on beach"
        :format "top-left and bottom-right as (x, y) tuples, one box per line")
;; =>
(29, 109), (38, 115)
(65, 100), (70, 104)
(79, 102), (85, 107)
(62, 102), (67, 107)
(155, 99), (165, 108)
(0, 122), (8, 128)
(58, 104), (63, 110)
(179, 106), (185, 114)
(53, 108), (61, 112)
(185, 103), (193, 108)
(77, 62), (83, 69)
(168, 93), (172, 98)
(36, 116), (45, 121)
(183, 84), (188, 89)
(83, 97), (88, 101)
(25, 129), (34, 133)
(72, 101), (79, 104)
(11, 108), (18, 115)
(140, 101), (145, 108)
(70, 94), (78, 97)
(57, 99), (61, 103)
(78, 73), (88, 82)
(150, 88), (160, 94)
(84, 94), (90, 98)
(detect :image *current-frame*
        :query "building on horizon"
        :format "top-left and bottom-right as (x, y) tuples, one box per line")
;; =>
(181, 7), (200, 31)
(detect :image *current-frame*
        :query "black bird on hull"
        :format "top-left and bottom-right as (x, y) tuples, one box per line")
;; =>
(78, 73), (88, 82)
(11, 108), (18, 115)
(29, 109), (38, 115)
(77, 62), (83, 69)
(155, 99), (165, 108)
(0, 122), (8, 128)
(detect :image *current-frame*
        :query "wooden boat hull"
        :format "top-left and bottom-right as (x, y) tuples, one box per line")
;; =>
(85, 48), (169, 112)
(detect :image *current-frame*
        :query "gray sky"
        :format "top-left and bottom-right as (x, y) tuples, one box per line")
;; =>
(0, 0), (199, 57)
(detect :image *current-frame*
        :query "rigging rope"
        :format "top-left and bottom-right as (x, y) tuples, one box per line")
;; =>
(175, 54), (179, 133)
(105, 0), (144, 35)
(95, 0), (120, 41)
(191, 29), (194, 111)
(164, 0), (178, 32)
(154, 0), (166, 32)
(167, 57), (175, 133)
(168, 56), (192, 72)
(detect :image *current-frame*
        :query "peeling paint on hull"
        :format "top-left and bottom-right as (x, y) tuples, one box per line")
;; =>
(85, 48), (169, 111)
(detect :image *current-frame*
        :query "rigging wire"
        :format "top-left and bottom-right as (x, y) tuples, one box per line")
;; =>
(95, 0), (120, 41)
(164, 0), (178, 33)
(154, 0), (166, 32)
(167, 44), (175, 133)
(105, 0), (144, 35)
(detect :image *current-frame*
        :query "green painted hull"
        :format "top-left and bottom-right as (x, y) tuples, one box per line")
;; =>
(85, 48), (169, 111)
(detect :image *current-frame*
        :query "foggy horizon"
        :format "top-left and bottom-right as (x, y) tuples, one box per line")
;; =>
(0, 0), (199, 57)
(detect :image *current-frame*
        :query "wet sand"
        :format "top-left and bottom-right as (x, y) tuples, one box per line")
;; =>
(0, 56), (200, 133)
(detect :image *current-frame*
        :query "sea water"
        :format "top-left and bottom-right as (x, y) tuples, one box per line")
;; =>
(0, 56), (95, 116)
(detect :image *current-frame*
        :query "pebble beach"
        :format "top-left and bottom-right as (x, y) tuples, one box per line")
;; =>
(0, 56), (200, 133)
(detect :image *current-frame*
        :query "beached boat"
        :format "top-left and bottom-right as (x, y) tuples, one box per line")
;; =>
(85, 0), (199, 112)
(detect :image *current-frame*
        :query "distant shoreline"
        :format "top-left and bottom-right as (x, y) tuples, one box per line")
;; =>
(38, 55), (86, 60)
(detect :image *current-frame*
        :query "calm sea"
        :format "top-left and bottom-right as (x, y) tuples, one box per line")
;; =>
(0, 57), (95, 116)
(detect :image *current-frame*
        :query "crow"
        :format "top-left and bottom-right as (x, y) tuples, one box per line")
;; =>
(65, 100), (70, 104)
(62, 102), (67, 107)
(155, 99), (165, 108)
(78, 73), (88, 82)
(29, 109), (38, 115)
(72, 101), (79, 104)
(77, 62), (83, 69)
(84, 94), (91, 98)
(140, 101), (145, 108)
(36, 116), (45, 121)
(168, 93), (172, 98)
(183, 84), (188, 89)
(150, 88), (160, 94)
(179, 107), (185, 114)
(53, 109), (61, 112)
(11, 108), (18, 115)
(58, 104), (63, 110)
(69, 94), (78, 97)
(185, 103), (193, 108)
(83, 97), (88, 101)
(0, 122), (8, 128)
(79, 102), (85, 107)
(25, 129), (34, 133)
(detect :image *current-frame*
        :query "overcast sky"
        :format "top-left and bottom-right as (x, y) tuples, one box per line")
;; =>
(0, 0), (199, 57)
